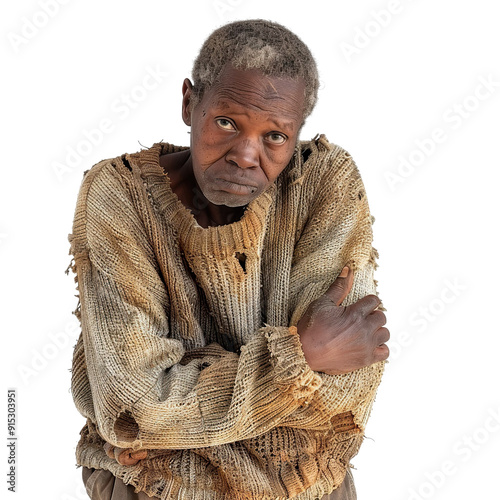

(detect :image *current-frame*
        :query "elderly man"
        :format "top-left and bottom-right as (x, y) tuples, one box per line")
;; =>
(67, 19), (389, 500)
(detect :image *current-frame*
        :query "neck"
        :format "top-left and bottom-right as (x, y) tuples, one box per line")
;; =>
(160, 150), (246, 228)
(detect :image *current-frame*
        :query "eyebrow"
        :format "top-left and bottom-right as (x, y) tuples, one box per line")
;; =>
(269, 118), (295, 133)
(213, 98), (297, 133)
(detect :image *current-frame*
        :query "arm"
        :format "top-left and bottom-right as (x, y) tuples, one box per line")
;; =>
(69, 145), (386, 454)
(279, 143), (387, 431)
(69, 160), (323, 452)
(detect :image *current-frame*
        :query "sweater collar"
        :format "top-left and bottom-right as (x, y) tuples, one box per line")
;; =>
(127, 142), (282, 257)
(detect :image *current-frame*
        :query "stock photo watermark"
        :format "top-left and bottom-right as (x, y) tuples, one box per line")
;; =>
(389, 277), (466, 361)
(406, 404), (500, 500)
(6, 389), (17, 493)
(339, 0), (417, 64)
(17, 319), (80, 385)
(213, 0), (246, 20)
(51, 64), (169, 182)
(384, 73), (500, 192)
(7, 0), (72, 54)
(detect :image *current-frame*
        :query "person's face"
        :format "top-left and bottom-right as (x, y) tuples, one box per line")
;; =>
(182, 65), (306, 208)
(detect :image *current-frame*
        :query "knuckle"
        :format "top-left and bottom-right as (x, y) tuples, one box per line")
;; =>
(373, 329), (389, 348)
(381, 326), (390, 341)
(354, 295), (378, 315)
(376, 344), (390, 360)
(361, 351), (373, 367)
(370, 310), (386, 327)
(367, 294), (382, 308)
(347, 303), (364, 321)
(118, 450), (131, 465)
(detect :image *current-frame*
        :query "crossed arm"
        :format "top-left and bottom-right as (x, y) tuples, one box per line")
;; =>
(70, 151), (388, 466)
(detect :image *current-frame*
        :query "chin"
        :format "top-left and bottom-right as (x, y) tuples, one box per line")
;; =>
(208, 192), (255, 208)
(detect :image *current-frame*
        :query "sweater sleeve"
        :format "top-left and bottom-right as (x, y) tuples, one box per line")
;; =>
(69, 159), (323, 452)
(280, 143), (386, 432)
(69, 144), (385, 453)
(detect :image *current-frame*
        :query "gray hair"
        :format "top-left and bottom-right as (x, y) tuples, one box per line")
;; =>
(190, 19), (319, 120)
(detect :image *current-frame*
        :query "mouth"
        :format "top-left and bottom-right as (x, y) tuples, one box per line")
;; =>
(215, 177), (258, 195)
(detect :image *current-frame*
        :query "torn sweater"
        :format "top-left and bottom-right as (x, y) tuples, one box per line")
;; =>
(67, 135), (385, 500)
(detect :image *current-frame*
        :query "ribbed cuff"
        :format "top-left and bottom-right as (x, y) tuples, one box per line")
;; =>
(263, 325), (322, 402)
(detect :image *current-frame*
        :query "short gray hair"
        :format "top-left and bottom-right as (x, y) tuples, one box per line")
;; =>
(190, 19), (319, 120)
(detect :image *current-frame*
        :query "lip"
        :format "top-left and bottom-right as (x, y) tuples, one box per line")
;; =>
(215, 177), (258, 194)
(216, 176), (258, 188)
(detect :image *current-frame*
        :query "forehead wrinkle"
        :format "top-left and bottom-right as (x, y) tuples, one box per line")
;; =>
(212, 89), (302, 129)
(213, 76), (303, 108)
(215, 88), (287, 108)
(217, 76), (282, 97)
(213, 97), (298, 133)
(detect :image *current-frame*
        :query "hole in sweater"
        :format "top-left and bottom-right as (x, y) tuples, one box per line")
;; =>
(330, 411), (359, 433)
(114, 410), (139, 442)
(234, 252), (247, 273)
(120, 155), (132, 171)
(302, 147), (311, 163)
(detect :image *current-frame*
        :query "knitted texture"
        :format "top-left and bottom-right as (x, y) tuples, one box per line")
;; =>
(67, 135), (385, 500)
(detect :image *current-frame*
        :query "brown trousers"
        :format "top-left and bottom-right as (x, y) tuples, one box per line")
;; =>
(82, 466), (356, 500)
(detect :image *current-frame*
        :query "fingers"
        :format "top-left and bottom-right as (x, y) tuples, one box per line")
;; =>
(367, 309), (387, 329)
(375, 326), (390, 346)
(373, 343), (390, 362)
(352, 294), (382, 317)
(369, 312), (390, 360)
(131, 450), (148, 460)
(117, 449), (138, 466)
(324, 266), (354, 306)
(117, 448), (148, 466)
(103, 443), (148, 466)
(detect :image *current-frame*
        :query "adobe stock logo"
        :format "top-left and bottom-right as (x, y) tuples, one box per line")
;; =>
(384, 74), (500, 192)
(406, 405), (500, 500)
(339, 0), (416, 64)
(52, 65), (169, 182)
(8, 0), (72, 54)
(389, 277), (466, 362)
(17, 319), (80, 384)
(212, 0), (245, 20)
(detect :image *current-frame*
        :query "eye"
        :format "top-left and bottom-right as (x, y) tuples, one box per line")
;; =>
(265, 132), (287, 145)
(215, 118), (235, 130)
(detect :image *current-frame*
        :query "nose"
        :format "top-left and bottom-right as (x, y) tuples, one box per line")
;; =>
(225, 138), (260, 169)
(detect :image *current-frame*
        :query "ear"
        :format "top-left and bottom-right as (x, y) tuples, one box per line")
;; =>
(182, 78), (194, 126)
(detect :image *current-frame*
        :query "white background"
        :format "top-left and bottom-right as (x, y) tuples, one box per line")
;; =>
(1, 1), (499, 499)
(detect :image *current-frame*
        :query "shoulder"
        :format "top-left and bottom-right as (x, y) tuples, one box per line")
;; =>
(293, 134), (366, 199)
(73, 141), (160, 218)
(299, 135), (361, 179)
(69, 149), (144, 256)
(77, 151), (135, 197)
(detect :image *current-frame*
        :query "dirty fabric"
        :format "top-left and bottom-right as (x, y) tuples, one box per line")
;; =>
(68, 135), (384, 500)
(82, 466), (356, 500)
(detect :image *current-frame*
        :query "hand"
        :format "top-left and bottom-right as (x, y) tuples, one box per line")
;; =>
(297, 266), (389, 375)
(103, 442), (148, 466)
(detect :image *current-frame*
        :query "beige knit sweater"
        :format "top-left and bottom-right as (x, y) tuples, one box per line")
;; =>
(67, 134), (385, 500)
